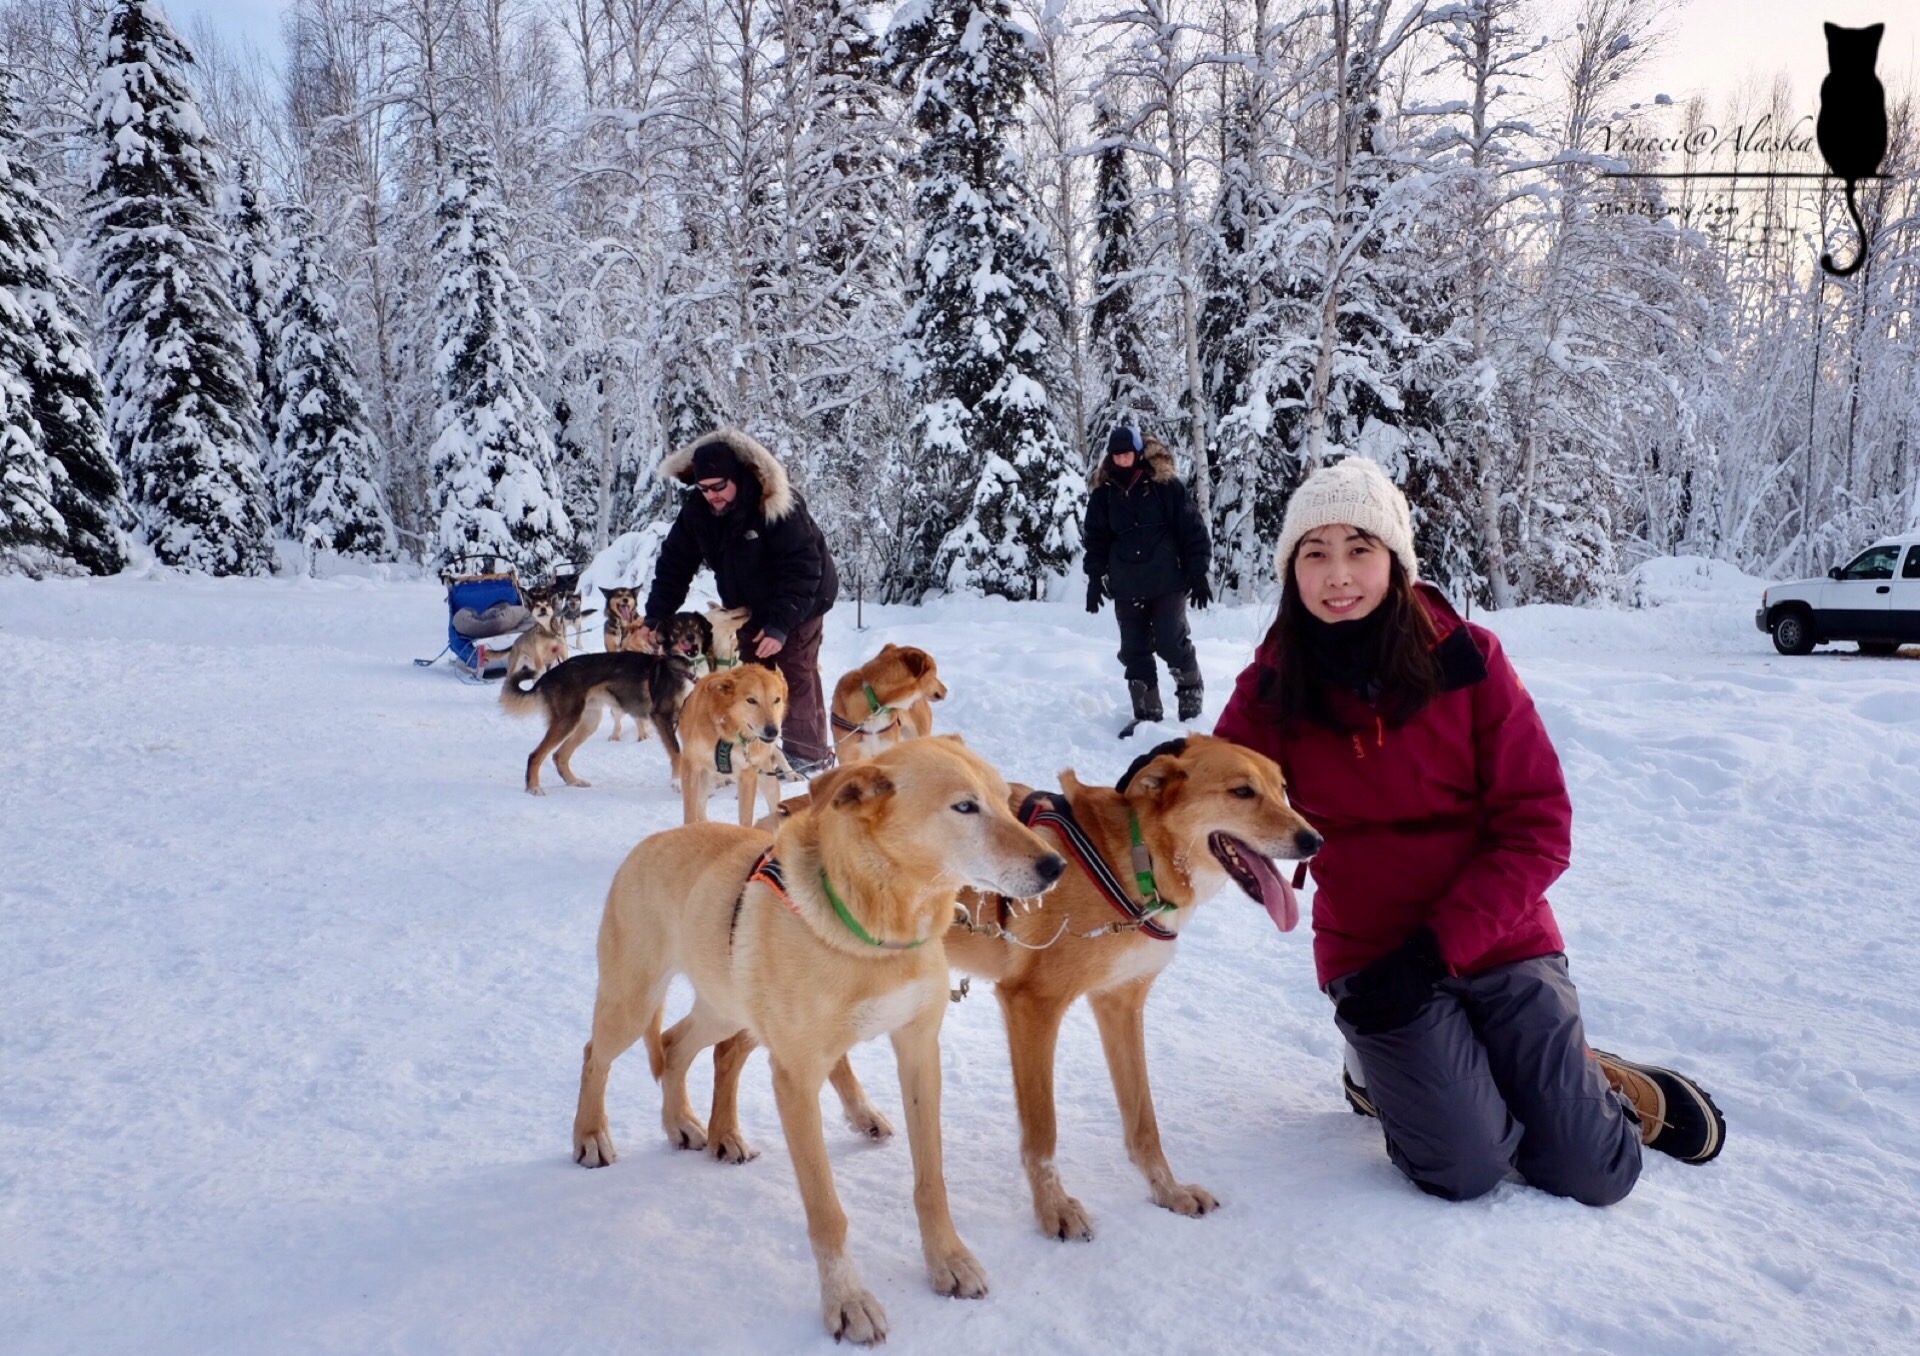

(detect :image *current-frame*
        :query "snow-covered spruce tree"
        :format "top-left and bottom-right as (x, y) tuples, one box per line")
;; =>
(885, 0), (1081, 601)
(223, 158), (282, 517)
(1201, 94), (1295, 597)
(777, 0), (915, 597)
(82, 0), (271, 576)
(0, 295), (66, 574)
(1, 68), (128, 576)
(1087, 97), (1156, 448)
(427, 139), (569, 570)
(271, 208), (395, 563)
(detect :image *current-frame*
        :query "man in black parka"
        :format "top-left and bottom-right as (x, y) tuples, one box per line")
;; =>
(1083, 425), (1213, 736)
(642, 428), (839, 771)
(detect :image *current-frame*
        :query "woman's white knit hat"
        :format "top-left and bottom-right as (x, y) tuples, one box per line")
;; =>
(1273, 457), (1419, 583)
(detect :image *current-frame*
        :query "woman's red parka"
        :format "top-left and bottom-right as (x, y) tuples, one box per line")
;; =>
(1213, 584), (1571, 988)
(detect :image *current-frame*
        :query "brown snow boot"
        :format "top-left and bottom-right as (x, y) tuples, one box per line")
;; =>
(1119, 679), (1163, 739)
(1592, 1049), (1726, 1164)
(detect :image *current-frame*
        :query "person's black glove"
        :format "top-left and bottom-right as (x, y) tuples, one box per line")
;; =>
(1335, 927), (1446, 1036)
(1086, 575), (1106, 614)
(1187, 574), (1212, 610)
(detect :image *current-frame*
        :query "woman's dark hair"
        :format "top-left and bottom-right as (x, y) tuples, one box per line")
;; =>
(1256, 534), (1441, 730)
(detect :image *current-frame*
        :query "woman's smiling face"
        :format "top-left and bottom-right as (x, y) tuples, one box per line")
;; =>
(1292, 525), (1391, 623)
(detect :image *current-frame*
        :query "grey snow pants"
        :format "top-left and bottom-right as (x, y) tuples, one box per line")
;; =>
(1330, 953), (1643, 1206)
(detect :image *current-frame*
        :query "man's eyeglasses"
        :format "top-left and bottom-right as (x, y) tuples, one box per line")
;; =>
(695, 478), (731, 496)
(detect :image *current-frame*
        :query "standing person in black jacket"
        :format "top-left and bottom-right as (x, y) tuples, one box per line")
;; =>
(640, 429), (840, 773)
(1083, 425), (1213, 737)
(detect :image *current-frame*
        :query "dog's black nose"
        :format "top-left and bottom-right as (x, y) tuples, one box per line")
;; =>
(1035, 854), (1067, 885)
(1294, 829), (1323, 857)
(762, 726), (779, 741)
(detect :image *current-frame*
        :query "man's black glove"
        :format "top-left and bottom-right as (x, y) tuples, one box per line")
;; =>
(1335, 927), (1446, 1036)
(1086, 575), (1106, 614)
(1187, 575), (1212, 610)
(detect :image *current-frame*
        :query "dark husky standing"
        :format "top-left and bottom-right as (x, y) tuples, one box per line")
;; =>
(501, 652), (697, 793)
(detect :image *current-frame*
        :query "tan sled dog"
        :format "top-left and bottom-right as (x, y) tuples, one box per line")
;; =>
(702, 604), (753, 667)
(831, 644), (948, 762)
(675, 666), (801, 826)
(571, 738), (1067, 1345)
(502, 591), (570, 684)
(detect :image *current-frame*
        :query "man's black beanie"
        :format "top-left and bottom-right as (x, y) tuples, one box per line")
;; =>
(690, 439), (744, 482)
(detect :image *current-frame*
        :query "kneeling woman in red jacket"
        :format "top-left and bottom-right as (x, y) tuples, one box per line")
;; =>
(1214, 458), (1722, 1203)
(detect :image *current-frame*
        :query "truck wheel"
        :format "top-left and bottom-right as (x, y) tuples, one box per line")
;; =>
(1858, 641), (1898, 657)
(1772, 609), (1815, 655)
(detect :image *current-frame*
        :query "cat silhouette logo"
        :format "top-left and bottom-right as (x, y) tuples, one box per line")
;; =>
(1817, 22), (1888, 277)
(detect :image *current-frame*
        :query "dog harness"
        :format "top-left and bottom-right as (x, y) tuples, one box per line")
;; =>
(739, 849), (926, 950)
(712, 736), (750, 775)
(1017, 791), (1178, 941)
(832, 682), (901, 742)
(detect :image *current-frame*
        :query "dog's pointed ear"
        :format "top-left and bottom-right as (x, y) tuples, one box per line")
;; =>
(712, 674), (736, 697)
(1123, 755), (1187, 804)
(1118, 740), (1189, 805)
(900, 647), (929, 678)
(817, 764), (895, 811)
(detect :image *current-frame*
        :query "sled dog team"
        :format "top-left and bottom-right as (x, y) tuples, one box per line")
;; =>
(482, 440), (1730, 1344)
(499, 597), (1318, 1343)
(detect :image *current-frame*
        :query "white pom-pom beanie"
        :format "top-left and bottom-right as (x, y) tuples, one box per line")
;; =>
(1273, 457), (1419, 584)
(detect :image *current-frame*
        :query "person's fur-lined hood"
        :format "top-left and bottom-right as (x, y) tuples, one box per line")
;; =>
(658, 427), (795, 522)
(1089, 436), (1177, 489)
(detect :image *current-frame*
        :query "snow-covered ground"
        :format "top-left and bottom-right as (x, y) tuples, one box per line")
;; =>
(4, 560), (1917, 1355)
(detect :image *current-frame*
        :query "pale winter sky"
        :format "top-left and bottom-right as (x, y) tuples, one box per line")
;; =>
(1638, 0), (1911, 114)
(161, 0), (1911, 135)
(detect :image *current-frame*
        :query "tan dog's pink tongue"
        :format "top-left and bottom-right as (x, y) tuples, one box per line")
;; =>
(1241, 848), (1300, 933)
(1265, 871), (1300, 934)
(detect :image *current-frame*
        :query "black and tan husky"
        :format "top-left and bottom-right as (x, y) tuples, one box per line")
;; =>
(501, 651), (697, 794)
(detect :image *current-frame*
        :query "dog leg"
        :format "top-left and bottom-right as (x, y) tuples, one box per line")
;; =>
(526, 714), (580, 795)
(573, 979), (668, 1167)
(680, 762), (707, 825)
(892, 1009), (988, 1300)
(651, 712), (682, 781)
(770, 1052), (889, 1346)
(827, 1054), (894, 1141)
(657, 1003), (738, 1151)
(554, 707), (601, 788)
(998, 985), (1092, 1240)
(607, 710), (625, 741)
(706, 1031), (759, 1163)
(1088, 979), (1217, 1217)
(734, 768), (753, 828)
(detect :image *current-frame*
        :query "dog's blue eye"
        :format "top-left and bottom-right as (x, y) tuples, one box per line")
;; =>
(953, 800), (978, 815)
(1230, 786), (1256, 800)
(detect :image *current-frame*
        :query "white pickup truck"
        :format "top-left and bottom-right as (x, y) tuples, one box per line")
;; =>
(1756, 533), (1920, 655)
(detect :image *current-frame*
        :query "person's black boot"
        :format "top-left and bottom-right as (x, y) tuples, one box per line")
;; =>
(1119, 679), (1163, 739)
(1174, 667), (1204, 722)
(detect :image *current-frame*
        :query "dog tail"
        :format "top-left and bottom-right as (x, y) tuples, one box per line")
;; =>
(644, 1006), (666, 1081)
(498, 666), (546, 716)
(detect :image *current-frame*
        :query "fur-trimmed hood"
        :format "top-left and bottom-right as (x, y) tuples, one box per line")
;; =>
(1089, 436), (1177, 489)
(658, 427), (795, 523)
